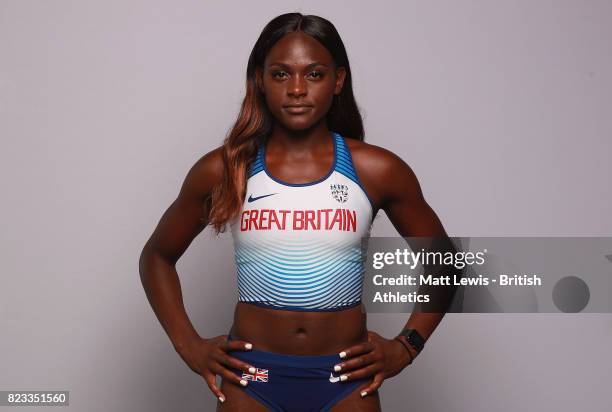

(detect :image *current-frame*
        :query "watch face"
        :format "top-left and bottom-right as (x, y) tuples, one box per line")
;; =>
(402, 329), (425, 351)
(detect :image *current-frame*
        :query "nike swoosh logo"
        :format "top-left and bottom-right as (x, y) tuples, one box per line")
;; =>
(329, 373), (340, 383)
(247, 193), (277, 203)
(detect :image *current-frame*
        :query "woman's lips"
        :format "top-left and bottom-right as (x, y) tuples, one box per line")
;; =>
(283, 106), (313, 114)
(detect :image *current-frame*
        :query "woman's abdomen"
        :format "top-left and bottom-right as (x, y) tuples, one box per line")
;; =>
(229, 302), (368, 355)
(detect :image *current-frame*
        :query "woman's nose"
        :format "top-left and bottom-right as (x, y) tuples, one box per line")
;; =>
(288, 76), (307, 97)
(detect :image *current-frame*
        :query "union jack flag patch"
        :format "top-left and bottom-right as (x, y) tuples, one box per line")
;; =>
(242, 368), (269, 382)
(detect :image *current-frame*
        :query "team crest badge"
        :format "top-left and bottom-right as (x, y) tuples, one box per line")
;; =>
(330, 183), (348, 203)
(242, 368), (269, 383)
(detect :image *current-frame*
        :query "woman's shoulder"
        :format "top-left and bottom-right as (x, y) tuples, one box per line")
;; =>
(343, 137), (414, 179)
(343, 137), (420, 208)
(180, 145), (225, 200)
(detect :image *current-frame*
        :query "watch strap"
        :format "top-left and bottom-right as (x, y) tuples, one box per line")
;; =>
(397, 328), (425, 353)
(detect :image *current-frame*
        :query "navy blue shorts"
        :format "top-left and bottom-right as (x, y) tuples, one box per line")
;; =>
(226, 334), (371, 412)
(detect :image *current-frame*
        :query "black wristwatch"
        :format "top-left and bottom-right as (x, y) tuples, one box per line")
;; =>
(396, 328), (425, 354)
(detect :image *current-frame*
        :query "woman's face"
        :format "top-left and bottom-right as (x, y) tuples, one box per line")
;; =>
(257, 32), (346, 132)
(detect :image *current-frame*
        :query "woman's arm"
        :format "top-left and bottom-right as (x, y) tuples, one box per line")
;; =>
(139, 147), (223, 352)
(138, 147), (255, 402)
(377, 148), (452, 354)
(333, 143), (458, 397)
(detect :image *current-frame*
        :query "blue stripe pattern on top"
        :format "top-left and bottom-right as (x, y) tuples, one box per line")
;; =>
(333, 133), (376, 209)
(249, 147), (265, 178)
(334, 134), (360, 185)
(235, 237), (366, 310)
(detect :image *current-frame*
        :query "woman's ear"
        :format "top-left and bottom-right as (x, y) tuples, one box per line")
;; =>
(255, 67), (265, 95)
(335, 66), (346, 95)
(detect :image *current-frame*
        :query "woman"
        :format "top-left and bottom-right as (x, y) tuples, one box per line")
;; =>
(139, 13), (453, 412)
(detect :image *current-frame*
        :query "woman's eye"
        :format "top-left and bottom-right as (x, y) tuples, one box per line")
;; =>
(271, 71), (323, 80)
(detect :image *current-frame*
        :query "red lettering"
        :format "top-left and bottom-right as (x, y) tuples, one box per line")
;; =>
(248, 209), (259, 230)
(258, 209), (269, 230)
(293, 210), (305, 230)
(278, 210), (291, 229)
(321, 209), (333, 230)
(239, 208), (357, 232)
(346, 210), (356, 232)
(268, 209), (280, 230)
(240, 211), (250, 231)
(304, 210), (317, 230)
(329, 209), (343, 231)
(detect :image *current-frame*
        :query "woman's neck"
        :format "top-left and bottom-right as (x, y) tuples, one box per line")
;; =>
(267, 124), (332, 155)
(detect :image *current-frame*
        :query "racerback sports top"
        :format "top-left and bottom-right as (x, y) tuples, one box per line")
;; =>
(229, 131), (375, 311)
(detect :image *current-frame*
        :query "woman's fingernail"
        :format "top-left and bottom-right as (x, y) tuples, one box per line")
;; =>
(361, 391), (368, 397)
(248, 367), (256, 374)
(340, 374), (348, 382)
(339, 351), (346, 359)
(334, 364), (342, 372)
(240, 379), (248, 386)
(245, 343), (253, 350)
(218, 396), (225, 403)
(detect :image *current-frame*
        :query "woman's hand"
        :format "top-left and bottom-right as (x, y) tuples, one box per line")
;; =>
(333, 330), (415, 397)
(176, 334), (256, 403)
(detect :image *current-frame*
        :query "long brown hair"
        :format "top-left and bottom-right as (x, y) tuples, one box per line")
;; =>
(208, 12), (365, 235)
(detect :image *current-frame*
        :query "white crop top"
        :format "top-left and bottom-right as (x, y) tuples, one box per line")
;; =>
(229, 131), (374, 311)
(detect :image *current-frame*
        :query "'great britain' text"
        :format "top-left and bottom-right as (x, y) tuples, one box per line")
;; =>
(240, 208), (357, 232)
